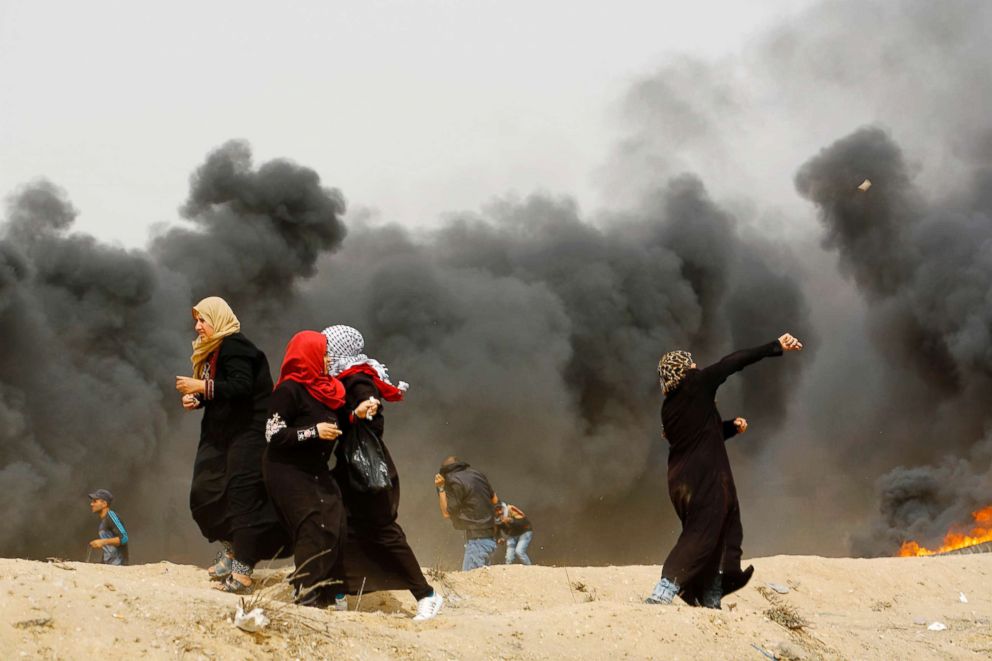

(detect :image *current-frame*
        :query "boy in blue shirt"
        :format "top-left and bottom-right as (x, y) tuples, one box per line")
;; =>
(88, 489), (129, 565)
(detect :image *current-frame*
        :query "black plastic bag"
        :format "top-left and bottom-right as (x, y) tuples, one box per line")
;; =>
(343, 421), (393, 493)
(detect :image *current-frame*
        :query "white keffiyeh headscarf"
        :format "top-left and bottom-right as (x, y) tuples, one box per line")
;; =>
(321, 325), (409, 392)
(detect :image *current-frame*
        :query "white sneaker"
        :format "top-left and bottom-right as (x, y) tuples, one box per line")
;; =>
(412, 592), (444, 621)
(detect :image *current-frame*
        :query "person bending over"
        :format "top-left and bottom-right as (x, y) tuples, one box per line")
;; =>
(435, 457), (499, 570)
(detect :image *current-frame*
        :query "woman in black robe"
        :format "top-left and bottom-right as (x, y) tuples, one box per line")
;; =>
(646, 332), (803, 608)
(262, 330), (358, 608)
(175, 296), (290, 593)
(321, 324), (442, 621)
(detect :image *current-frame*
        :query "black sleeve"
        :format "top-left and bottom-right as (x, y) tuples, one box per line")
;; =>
(207, 338), (256, 401)
(722, 420), (739, 441)
(265, 384), (321, 448)
(344, 373), (379, 410)
(698, 340), (783, 393)
(344, 373), (385, 437)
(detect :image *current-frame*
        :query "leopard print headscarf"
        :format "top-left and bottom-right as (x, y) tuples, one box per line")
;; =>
(658, 350), (693, 396)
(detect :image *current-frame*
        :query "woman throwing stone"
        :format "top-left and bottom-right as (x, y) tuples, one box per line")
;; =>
(322, 325), (443, 621)
(647, 333), (803, 608)
(175, 296), (290, 593)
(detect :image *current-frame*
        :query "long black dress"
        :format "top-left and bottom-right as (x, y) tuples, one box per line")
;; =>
(331, 372), (433, 600)
(189, 333), (290, 566)
(660, 340), (782, 597)
(262, 380), (346, 601)
(679, 423), (752, 604)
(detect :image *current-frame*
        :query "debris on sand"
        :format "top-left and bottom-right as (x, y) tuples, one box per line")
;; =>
(767, 602), (809, 631)
(14, 617), (54, 629)
(234, 606), (270, 633)
(44, 557), (76, 571)
(756, 586), (809, 631)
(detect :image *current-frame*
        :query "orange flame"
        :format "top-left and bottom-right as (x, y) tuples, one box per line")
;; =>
(898, 505), (992, 557)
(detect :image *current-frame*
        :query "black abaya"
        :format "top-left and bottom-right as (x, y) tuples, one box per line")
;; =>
(332, 372), (433, 600)
(189, 333), (290, 565)
(262, 380), (346, 599)
(660, 341), (782, 594)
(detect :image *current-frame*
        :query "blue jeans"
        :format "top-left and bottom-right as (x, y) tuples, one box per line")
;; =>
(505, 531), (533, 565)
(462, 537), (497, 571)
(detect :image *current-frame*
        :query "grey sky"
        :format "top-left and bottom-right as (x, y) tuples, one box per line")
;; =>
(1, 0), (810, 246)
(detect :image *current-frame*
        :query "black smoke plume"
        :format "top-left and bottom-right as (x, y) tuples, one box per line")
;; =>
(0, 142), (348, 561)
(797, 126), (992, 554)
(0, 142), (810, 564)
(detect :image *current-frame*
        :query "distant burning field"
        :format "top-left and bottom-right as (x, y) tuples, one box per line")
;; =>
(899, 506), (992, 557)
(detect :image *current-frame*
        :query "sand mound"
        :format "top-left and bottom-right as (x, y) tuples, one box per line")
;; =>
(1, 555), (989, 660)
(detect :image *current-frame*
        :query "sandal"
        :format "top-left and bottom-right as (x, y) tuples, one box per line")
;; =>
(208, 551), (233, 581)
(215, 575), (253, 594)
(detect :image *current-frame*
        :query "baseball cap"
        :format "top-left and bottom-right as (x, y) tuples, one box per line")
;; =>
(88, 489), (114, 503)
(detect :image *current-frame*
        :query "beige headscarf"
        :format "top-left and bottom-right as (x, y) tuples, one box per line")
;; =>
(190, 297), (241, 378)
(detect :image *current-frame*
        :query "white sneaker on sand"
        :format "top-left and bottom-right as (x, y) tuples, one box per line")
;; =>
(413, 592), (444, 621)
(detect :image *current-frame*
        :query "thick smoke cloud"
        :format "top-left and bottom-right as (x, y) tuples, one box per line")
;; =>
(0, 140), (810, 564)
(0, 143), (348, 561)
(152, 139), (347, 320)
(796, 125), (992, 553)
(303, 175), (812, 563)
(853, 447), (992, 554)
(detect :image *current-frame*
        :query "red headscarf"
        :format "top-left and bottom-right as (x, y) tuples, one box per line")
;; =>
(336, 364), (406, 402)
(275, 331), (346, 409)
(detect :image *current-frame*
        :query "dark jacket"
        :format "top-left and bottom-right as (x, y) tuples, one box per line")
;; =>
(440, 461), (496, 536)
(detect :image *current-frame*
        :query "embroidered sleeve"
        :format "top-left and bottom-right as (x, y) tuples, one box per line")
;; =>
(265, 413), (287, 443)
(297, 426), (318, 442)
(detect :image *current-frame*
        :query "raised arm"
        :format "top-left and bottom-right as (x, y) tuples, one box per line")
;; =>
(698, 341), (782, 390)
(698, 333), (802, 393)
(435, 473), (451, 519)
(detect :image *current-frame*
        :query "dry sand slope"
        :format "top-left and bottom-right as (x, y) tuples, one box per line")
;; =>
(1, 555), (990, 660)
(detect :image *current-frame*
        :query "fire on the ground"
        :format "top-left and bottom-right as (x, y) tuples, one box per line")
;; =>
(898, 506), (992, 557)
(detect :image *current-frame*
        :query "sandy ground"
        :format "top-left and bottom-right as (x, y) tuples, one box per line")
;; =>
(0, 554), (989, 660)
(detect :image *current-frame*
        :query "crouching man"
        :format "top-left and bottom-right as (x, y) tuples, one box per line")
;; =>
(434, 457), (498, 570)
